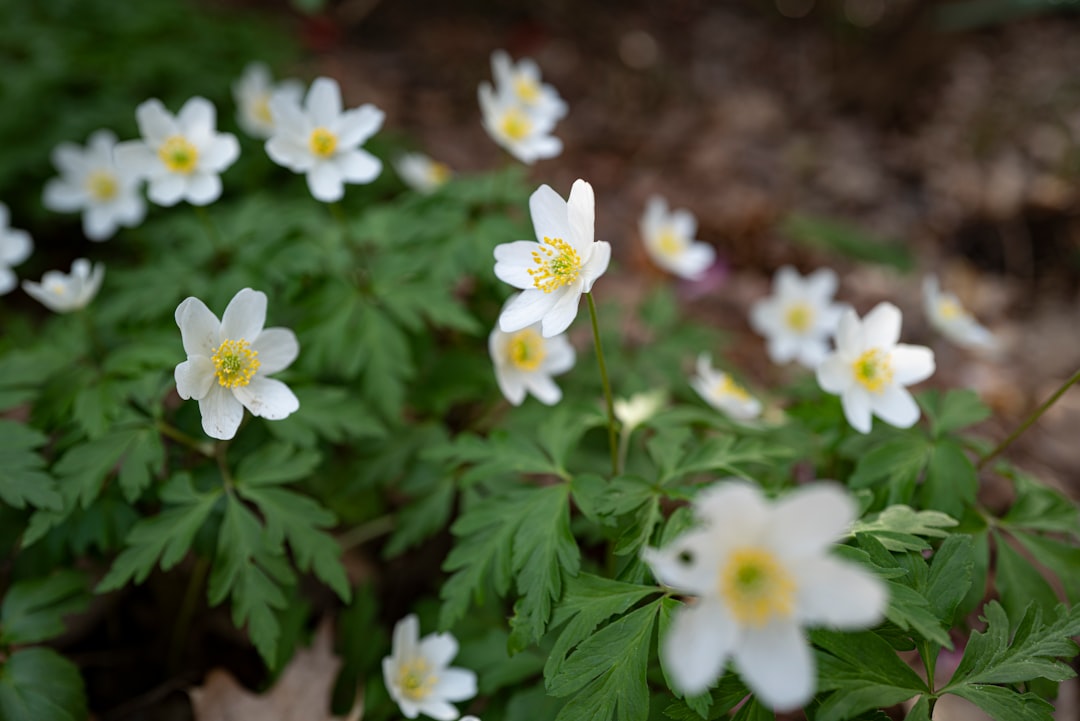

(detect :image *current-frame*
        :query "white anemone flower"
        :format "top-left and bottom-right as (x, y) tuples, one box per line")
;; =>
(614, 389), (666, 434)
(394, 152), (452, 194)
(174, 288), (300, 440)
(265, 76), (385, 203)
(490, 49), (568, 121)
(691, 354), (762, 421)
(922, 276), (997, 352)
(489, 303), (575, 405)
(816, 302), (935, 434)
(115, 97), (240, 207)
(643, 481), (886, 711)
(0, 202), (32, 295)
(493, 179), (611, 337)
(383, 614), (477, 721)
(639, 196), (715, 280)
(232, 62), (304, 139)
(42, 130), (146, 241)
(22, 259), (104, 313)
(749, 266), (845, 369)
(478, 82), (562, 165)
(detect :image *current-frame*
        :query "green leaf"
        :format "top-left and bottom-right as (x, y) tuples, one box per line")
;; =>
(1000, 472), (1080, 536)
(903, 696), (931, 721)
(856, 535), (951, 647)
(234, 445), (322, 487)
(357, 304), (413, 421)
(383, 471), (454, 558)
(918, 389), (991, 437)
(0, 647), (87, 721)
(0, 420), (61, 511)
(781, 212), (913, 270)
(267, 385), (384, 448)
(921, 440), (976, 519)
(947, 685), (1054, 721)
(425, 431), (563, 485)
(848, 437), (930, 492)
(925, 534), (974, 625)
(669, 435), (792, 483)
(992, 530), (1061, 618)
(850, 505), (957, 552)
(730, 698), (774, 721)
(0, 571), (90, 645)
(1011, 530), (1080, 603)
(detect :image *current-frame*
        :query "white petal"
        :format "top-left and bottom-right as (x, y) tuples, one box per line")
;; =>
(200, 134), (240, 173)
(177, 97), (216, 139)
(336, 104), (384, 147)
(0, 267), (15, 295)
(566, 180), (595, 254)
(175, 297), (221, 356)
(862, 302), (902, 349)
(795, 339), (830, 369)
(418, 633), (458, 669)
(51, 142), (87, 176)
(135, 99), (177, 145)
(84, 206), (118, 241)
(43, 179), (86, 212)
(580, 241), (610, 292)
(220, 288), (267, 341)
(841, 388), (873, 434)
(695, 481), (770, 542)
(147, 174), (186, 207)
(184, 172), (222, 206)
(671, 208), (697, 241)
(805, 267), (838, 300)
(198, 386), (244, 440)
(539, 285), (582, 337)
(835, 308), (861, 354)
(493, 241), (541, 289)
(415, 700), (460, 721)
(498, 290), (559, 333)
(234, 376), (299, 420)
(334, 149), (381, 184)
(642, 527), (723, 597)
(392, 614), (420, 659)
(306, 77), (343, 126)
(495, 367), (527, 405)
(815, 355), (851, 394)
(524, 373), (562, 405)
(0, 229), (32, 266)
(113, 142), (160, 178)
(768, 335), (800, 365)
(175, 357), (215, 400)
(734, 621), (815, 712)
(308, 163), (344, 202)
(251, 327), (299, 374)
(748, 299), (780, 336)
(22, 280), (62, 312)
(671, 243), (715, 280)
(870, 384), (921, 429)
(793, 556), (886, 628)
(661, 598), (738, 696)
(266, 136), (312, 172)
(529, 184), (573, 246)
(767, 484), (856, 560)
(891, 345), (935, 386)
(433, 668), (477, 702)
(774, 266), (802, 298)
(541, 335), (575, 373)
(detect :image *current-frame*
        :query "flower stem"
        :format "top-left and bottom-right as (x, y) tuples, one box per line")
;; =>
(587, 293), (619, 476)
(156, 420), (214, 458)
(338, 514), (396, 549)
(168, 555), (209, 673)
(978, 367), (1080, 470)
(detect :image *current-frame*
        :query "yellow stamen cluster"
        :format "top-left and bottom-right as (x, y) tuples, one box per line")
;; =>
(852, 348), (893, 394)
(85, 170), (119, 201)
(529, 236), (583, 293)
(937, 298), (964, 321)
(719, 547), (797, 627)
(159, 136), (199, 174)
(309, 127), (338, 158)
(396, 658), (437, 702)
(427, 162), (451, 186)
(514, 75), (541, 104)
(656, 228), (683, 257)
(211, 338), (260, 389)
(254, 94), (274, 125)
(716, 375), (751, 402)
(784, 302), (814, 333)
(500, 108), (532, 142)
(507, 328), (546, 371)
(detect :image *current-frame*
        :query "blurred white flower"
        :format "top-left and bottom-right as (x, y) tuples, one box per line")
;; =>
(614, 390), (666, 433)
(478, 82), (562, 165)
(0, 202), (32, 295)
(749, 266), (845, 369)
(923, 276), (997, 352)
(174, 288), (299, 440)
(493, 179), (610, 337)
(232, 62), (304, 139)
(42, 130), (146, 241)
(489, 300), (575, 405)
(643, 481), (886, 711)
(639, 196), (715, 280)
(265, 76), (384, 202)
(22, 259), (104, 313)
(395, 152), (452, 194)
(383, 614), (477, 721)
(816, 302), (935, 434)
(691, 353), (762, 421)
(115, 97), (240, 207)
(490, 49), (568, 121)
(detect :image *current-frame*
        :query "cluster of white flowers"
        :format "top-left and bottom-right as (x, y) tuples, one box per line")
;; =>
(382, 615), (477, 721)
(479, 50), (566, 164)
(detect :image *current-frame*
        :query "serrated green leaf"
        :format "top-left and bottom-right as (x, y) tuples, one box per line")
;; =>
(992, 530), (1061, 618)
(918, 389), (991, 437)
(850, 505), (957, 552)
(0, 420), (61, 511)
(234, 445), (321, 487)
(813, 628), (927, 721)
(1000, 472), (1080, 537)
(0, 571), (90, 645)
(925, 534), (974, 625)
(848, 437), (930, 491)
(383, 474), (454, 558)
(921, 440), (976, 519)
(0, 647), (87, 721)
(266, 385), (384, 448)
(1011, 530), (1080, 603)
(947, 684), (1054, 721)
(358, 304), (413, 421)
(425, 431), (563, 485)
(669, 435), (792, 483)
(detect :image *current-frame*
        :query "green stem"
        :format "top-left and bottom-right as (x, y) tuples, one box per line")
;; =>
(587, 293), (619, 476)
(338, 514), (396, 549)
(168, 555), (209, 672)
(215, 441), (235, 492)
(978, 367), (1080, 470)
(156, 420), (214, 458)
(617, 430), (631, 476)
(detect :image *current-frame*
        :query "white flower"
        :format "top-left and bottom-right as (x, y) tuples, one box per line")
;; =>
(489, 301), (575, 405)
(643, 481), (886, 711)
(614, 390), (666, 433)
(816, 302), (935, 434)
(115, 97), (240, 207)
(749, 266), (845, 369)
(0, 202), (32, 295)
(42, 130), (146, 241)
(639, 196), (715, 280)
(22, 259), (104, 313)
(691, 354), (762, 421)
(490, 49), (568, 121)
(383, 614), (477, 721)
(232, 62), (304, 139)
(266, 76), (384, 202)
(923, 276), (997, 352)
(174, 288), (300, 440)
(478, 82), (562, 165)
(395, 152), (452, 194)
(493, 179), (611, 337)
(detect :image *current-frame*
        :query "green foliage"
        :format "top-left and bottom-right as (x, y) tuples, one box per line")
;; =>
(0, 648), (87, 721)
(0, 571), (90, 646)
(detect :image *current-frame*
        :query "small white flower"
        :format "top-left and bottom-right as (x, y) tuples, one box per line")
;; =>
(42, 130), (146, 241)
(749, 266), (845, 369)
(691, 354), (762, 421)
(816, 302), (935, 434)
(489, 301), (575, 406)
(265, 76), (384, 203)
(115, 97), (240, 207)
(174, 288), (300, 440)
(639, 196), (715, 280)
(395, 152), (452, 194)
(478, 82), (562, 165)
(923, 275), (997, 352)
(614, 390), (666, 433)
(493, 179), (611, 337)
(22, 259), (104, 313)
(383, 614), (477, 721)
(643, 481), (886, 711)
(232, 62), (304, 139)
(0, 202), (32, 295)
(489, 50), (568, 121)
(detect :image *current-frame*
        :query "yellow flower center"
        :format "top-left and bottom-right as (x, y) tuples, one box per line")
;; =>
(427, 162), (451, 186)
(716, 375), (751, 402)
(785, 302), (814, 333)
(656, 228), (683, 257)
(396, 658), (437, 702)
(507, 328), (546, 371)
(500, 108), (532, 141)
(937, 298), (963, 321)
(158, 136), (199, 174)
(514, 75), (541, 104)
(211, 338), (260, 389)
(47, 280), (67, 296)
(719, 547), (797, 627)
(528, 236), (583, 293)
(852, 348), (893, 394)
(86, 170), (119, 201)
(254, 94), (274, 125)
(309, 127), (338, 158)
